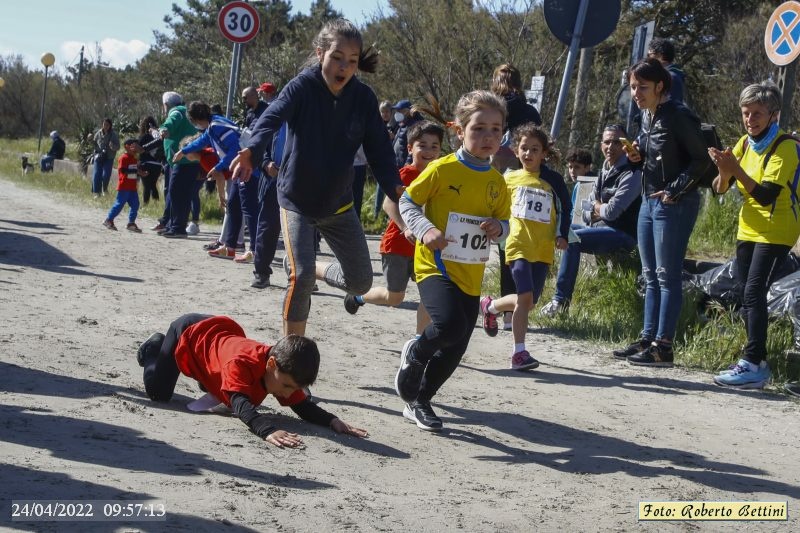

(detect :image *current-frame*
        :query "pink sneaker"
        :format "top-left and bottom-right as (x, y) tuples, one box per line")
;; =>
(480, 296), (498, 337)
(510, 350), (539, 371)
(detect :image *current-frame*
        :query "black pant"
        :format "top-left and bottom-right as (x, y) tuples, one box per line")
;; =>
(254, 177), (280, 277)
(735, 240), (790, 363)
(412, 275), (479, 403)
(498, 245), (516, 297)
(141, 168), (161, 203)
(143, 313), (212, 401)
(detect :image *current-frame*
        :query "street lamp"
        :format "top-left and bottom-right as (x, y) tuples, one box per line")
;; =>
(37, 52), (55, 153)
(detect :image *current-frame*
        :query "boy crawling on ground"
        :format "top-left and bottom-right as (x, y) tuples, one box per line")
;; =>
(137, 314), (367, 448)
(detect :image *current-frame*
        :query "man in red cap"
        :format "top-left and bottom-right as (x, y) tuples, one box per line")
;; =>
(258, 82), (276, 103)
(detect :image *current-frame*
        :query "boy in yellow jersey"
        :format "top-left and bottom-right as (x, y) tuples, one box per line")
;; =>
(394, 91), (511, 431)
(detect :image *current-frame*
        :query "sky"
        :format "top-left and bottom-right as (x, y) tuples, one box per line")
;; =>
(1, 1), (387, 72)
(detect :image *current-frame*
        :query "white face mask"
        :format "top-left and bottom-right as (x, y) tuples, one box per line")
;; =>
(394, 112), (406, 123)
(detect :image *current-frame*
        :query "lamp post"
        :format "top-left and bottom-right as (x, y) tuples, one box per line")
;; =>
(37, 52), (55, 153)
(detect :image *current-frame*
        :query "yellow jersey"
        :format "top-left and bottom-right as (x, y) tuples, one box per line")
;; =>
(504, 169), (559, 264)
(733, 133), (800, 246)
(405, 152), (510, 296)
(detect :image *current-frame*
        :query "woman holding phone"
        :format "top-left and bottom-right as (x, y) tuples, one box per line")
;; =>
(613, 58), (709, 367)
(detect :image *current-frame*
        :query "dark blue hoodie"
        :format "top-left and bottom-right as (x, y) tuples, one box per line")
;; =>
(246, 64), (401, 218)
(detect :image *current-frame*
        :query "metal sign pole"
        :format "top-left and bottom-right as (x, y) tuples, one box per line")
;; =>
(777, 61), (797, 130)
(550, 0), (590, 140)
(225, 42), (242, 119)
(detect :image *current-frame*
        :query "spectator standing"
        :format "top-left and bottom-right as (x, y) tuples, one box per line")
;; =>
(647, 37), (686, 105)
(710, 82), (800, 388)
(137, 116), (164, 204)
(89, 118), (120, 197)
(158, 91), (199, 239)
(258, 82), (277, 104)
(613, 59), (707, 367)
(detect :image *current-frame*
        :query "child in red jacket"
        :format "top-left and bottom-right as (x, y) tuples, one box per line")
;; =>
(103, 138), (144, 232)
(137, 314), (368, 448)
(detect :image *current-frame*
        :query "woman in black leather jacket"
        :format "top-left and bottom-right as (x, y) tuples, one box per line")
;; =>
(613, 58), (707, 367)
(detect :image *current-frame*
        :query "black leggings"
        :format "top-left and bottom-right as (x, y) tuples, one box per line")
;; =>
(498, 245), (516, 297)
(141, 169), (161, 203)
(735, 240), (790, 364)
(412, 275), (479, 403)
(143, 313), (212, 401)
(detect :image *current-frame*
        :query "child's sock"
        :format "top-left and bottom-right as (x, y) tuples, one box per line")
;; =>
(514, 343), (525, 354)
(487, 301), (499, 315)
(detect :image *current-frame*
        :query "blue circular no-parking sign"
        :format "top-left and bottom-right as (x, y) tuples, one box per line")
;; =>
(765, 1), (800, 66)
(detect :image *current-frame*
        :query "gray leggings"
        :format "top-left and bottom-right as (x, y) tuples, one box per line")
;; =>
(281, 207), (373, 322)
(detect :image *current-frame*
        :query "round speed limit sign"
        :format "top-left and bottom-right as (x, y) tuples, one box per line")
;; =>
(218, 1), (261, 44)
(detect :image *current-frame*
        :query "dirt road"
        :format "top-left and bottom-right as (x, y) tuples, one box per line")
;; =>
(1, 178), (798, 532)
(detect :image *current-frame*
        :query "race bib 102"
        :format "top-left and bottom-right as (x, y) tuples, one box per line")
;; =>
(441, 211), (489, 264)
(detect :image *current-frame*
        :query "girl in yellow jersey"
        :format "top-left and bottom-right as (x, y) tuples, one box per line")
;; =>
(479, 124), (572, 370)
(709, 82), (800, 389)
(393, 91), (511, 431)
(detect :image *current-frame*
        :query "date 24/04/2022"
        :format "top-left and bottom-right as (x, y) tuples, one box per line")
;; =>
(11, 500), (166, 522)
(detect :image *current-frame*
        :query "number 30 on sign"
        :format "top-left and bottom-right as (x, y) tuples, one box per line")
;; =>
(218, 1), (261, 44)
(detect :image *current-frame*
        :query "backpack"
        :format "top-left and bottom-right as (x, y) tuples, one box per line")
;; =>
(740, 133), (800, 216)
(696, 123), (723, 188)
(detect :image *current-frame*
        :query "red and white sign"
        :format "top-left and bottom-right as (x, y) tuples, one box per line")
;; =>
(765, 1), (800, 66)
(218, 1), (260, 44)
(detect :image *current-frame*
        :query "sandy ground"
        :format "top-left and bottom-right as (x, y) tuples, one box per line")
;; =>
(1, 177), (799, 533)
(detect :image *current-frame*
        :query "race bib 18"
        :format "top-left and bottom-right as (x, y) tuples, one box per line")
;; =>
(511, 186), (552, 224)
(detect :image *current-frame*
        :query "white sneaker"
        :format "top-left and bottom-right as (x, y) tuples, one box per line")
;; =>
(186, 221), (199, 235)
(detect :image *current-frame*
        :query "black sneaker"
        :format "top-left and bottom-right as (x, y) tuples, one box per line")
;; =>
(403, 401), (443, 431)
(203, 240), (223, 251)
(137, 332), (165, 367)
(162, 231), (188, 239)
(251, 273), (270, 289)
(628, 342), (674, 367)
(344, 294), (364, 315)
(612, 338), (651, 359)
(394, 339), (425, 403)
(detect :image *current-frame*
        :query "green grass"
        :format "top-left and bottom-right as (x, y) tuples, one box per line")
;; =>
(1, 138), (224, 224)
(487, 231), (800, 386)
(688, 189), (742, 259)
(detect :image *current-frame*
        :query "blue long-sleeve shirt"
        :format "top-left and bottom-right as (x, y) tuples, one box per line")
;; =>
(182, 115), (256, 176)
(245, 64), (401, 217)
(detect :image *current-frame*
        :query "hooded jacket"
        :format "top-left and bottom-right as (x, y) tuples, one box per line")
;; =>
(246, 65), (401, 218)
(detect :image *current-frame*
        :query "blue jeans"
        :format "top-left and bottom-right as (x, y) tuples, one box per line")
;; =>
(166, 163), (199, 234)
(40, 155), (54, 172)
(554, 224), (637, 302)
(92, 158), (113, 194)
(222, 176), (260, 250)
(638, 191), (700, 342)
(190, 178), (204, 223)
(107, 190), (140, 224)
(254, 177), (280, 277)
